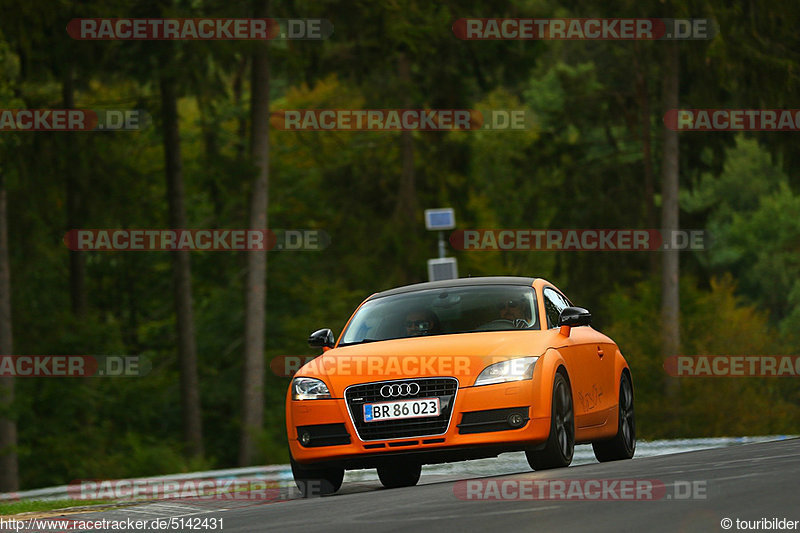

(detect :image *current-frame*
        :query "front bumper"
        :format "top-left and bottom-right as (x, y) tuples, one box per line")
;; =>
(287, 379), (550, 467)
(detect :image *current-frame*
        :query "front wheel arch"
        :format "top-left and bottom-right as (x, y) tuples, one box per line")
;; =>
(526, 370), (575, 470)
(532, 349), (570, 419)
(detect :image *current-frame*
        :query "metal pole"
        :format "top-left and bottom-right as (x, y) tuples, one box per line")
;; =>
(438, 230), (445, 259)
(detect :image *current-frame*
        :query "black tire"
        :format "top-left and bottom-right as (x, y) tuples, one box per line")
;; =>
(592, 372), (636, 462)
(291, 457), (344, 497)
(377, 461), (422, 489)
(526, 372), (574, 470)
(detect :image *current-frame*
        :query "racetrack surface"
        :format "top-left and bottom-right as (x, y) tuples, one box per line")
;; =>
(21, 438), (800, 533)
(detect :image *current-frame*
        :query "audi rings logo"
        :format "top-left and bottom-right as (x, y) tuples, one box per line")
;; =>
(380, 382), (420, 398)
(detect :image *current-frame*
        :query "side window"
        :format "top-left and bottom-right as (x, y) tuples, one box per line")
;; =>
(544, 288), (563, 329)
(544, 288), (571, 329)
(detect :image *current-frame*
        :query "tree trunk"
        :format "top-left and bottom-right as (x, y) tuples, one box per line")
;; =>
(233, 56), (249, 163)
(661, 42), (681, 401)
(390, 53), (418, 284)
(63, 63), (87, 317)
(239, 0), (270, 466)
(160, 68), (204, 458)
(633, 44), (658, 275)
(198, 94), (223, 222)
(0, 174), (18, 491)
(392, 52), (416, 223)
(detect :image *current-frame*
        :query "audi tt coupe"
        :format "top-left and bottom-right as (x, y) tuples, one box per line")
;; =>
(286, 277), (635, 495)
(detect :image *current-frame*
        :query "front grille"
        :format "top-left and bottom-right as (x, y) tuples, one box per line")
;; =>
(345, 377), (458, 441)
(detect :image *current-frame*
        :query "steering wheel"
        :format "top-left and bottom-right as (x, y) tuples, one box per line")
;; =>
(476, 319), (526, 331)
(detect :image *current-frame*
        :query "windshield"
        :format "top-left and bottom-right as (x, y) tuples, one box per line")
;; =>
(340, 285), (539, 346)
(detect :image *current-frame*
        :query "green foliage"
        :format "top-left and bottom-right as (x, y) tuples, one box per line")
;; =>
(0, 499), (116, 517)
(685, 137), (800, 331)
(605, 275), (800, 438)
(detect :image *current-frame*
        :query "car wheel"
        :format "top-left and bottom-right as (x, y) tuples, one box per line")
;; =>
(526, 372), (574, 470)
(377, 461), (422, 489)
(592, 372), (635, 462)
(291, 457), (344, 497)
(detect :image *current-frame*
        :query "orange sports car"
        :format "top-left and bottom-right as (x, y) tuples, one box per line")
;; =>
(286, 276), (635, 495)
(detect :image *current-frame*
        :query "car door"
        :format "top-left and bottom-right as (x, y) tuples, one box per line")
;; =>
(543, 287), (611, 428)
(543, 288), (593, 426)
(561, 289), (616, 426)
(567, 328), (615, 428)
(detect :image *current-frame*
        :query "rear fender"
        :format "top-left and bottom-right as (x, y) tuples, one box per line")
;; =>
(605, 347), (632, 433)
(613, 348), (632, 399)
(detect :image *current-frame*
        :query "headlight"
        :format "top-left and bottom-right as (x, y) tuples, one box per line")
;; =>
(292, 377), (332, 400)
(474, 357), (539, 386)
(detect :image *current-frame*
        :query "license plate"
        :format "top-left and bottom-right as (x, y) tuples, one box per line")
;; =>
(363, 397), (440, 422)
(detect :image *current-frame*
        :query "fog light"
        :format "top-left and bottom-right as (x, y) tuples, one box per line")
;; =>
(300, 432), (311, 445)
(507, 413), (525, 428)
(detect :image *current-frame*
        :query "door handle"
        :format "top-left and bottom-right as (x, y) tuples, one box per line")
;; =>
(596, 347), (604, 358)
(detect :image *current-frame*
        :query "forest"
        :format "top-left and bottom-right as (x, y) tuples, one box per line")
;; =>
(0, 0), (798, 492)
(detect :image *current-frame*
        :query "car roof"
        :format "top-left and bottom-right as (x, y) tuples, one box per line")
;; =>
(368, 276), (539, 300)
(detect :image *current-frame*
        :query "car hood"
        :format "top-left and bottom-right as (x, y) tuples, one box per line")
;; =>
(296, 331), (554, 397)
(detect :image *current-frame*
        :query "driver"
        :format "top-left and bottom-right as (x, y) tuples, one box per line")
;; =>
(498, 299), (529, 324)
(404, 309), (441, 337)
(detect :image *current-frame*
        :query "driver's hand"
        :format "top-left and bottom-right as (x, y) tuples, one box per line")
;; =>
(513, 318), (529, 329)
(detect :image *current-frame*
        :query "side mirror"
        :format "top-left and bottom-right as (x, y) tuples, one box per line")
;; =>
(308, 328), (335, 349)
(558, 307), (591, 327)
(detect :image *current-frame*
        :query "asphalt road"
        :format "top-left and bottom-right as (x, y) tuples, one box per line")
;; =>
(22, 438), (800, 533)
